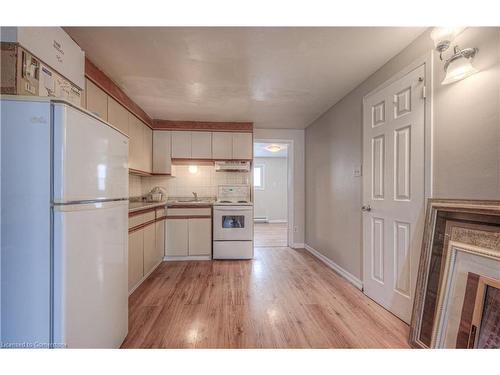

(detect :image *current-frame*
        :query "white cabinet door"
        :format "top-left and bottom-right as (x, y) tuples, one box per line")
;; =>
(107, 96), (129, 135)
(153, 131), (172, 174)
(142, 222), (157, 275)
(171, 131), (191, 159)
(142, 123), (153, 173)
(128, 113), (142, 171)
(232, 133), (253, 159)
(188, 218), (212, 256)
(191, 131), (212, 159)
(155, 219), (166, 261)
(166, 219), (189, 256)
(212, 132), (233, 160)
(128, 229), (143, 291)
(85, 79), (108, 121)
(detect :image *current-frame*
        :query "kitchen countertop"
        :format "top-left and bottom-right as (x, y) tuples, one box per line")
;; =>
(129, 201), (168, 213)
(166, 198), (215, 208)
(129, 198), (215, 212)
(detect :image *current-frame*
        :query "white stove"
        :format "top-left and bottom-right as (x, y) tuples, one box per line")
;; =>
(214, 185), (253, 206)
(213, 185), (253, 259)
(214, 199), (253, 206)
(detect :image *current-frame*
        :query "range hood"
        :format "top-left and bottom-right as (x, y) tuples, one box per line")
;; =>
(214, 161), (251, 172)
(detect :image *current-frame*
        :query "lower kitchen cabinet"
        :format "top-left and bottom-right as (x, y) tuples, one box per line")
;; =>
(142, 223), (156, 276)
(188, 218), (212, 256)
(166, 219), (189, 256)
(165, 210), (212, 259)
(155, 219), (166, 261)
(128, 229), (144, 291)
(128, 207), (166, 293)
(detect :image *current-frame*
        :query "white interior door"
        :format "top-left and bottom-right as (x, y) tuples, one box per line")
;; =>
(362, 64), (426, 323)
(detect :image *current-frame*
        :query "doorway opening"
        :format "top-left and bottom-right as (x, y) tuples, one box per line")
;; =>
(253, 142), (289, 247)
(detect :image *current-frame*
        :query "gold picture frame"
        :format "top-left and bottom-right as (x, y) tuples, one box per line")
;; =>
(409, 199), (500, 348)
(430, 240), (500, 348)
(469, 275), (500, 348)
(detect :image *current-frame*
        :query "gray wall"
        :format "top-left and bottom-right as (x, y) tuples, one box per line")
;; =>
(305, 27), (500, 279)
(254, 157), (288, 222)
(254, 128), (305, 246)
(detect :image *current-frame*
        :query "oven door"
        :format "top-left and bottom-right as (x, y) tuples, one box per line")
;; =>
(213, 206), (253, 241)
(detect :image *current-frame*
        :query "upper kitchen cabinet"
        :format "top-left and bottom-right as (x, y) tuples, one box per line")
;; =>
(128, 113), (142, 171)
(212, 132), (252, 160)
(171, 131), (212, 159)
(142, 124), (153, 173)
(232, 133), (253, 159)
(153, 131), (172, 175)
(191, 132), (212, 159)
(107, 96), (129, 135)
(171, 131), (192, 159)
(85, 79), (108, 121)
(212, 132), (233, 159)
(128, 114), (152, 173)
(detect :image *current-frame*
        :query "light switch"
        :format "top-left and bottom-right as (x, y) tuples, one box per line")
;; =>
(353, 165), (362, 177)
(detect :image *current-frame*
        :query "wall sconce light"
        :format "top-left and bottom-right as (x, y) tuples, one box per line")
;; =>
(430, 27), (479, 85)
(188, 165), (198, 174)
(430, 27), (465, 56)
(441, 46), (479, 85)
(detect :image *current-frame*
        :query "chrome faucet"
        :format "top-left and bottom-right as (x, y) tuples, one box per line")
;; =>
(192, 192), (198, 201)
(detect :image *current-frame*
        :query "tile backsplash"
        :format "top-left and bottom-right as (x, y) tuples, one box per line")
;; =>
(129, 165), (250, 199)
(129, 175), (143, 197)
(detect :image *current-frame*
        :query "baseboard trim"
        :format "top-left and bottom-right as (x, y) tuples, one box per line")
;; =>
(163, 255), (212, 261)
(304, 244), (363, 290)
(292, 243), (305, 249)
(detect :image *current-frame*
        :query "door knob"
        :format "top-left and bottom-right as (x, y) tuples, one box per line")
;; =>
(361, 205), (371, 212)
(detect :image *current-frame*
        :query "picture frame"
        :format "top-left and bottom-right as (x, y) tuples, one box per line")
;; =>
(409, 199), (500, 348)
(430, 240), (500, 348)
(469, 275), (500, 348)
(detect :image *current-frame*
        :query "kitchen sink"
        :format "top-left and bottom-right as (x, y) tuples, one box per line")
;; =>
(171, 199), (212, 204)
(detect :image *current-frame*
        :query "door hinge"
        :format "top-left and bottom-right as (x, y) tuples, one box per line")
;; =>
(422, 85), (426, 99)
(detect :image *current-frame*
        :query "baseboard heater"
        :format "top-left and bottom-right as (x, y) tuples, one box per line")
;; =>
(254, 216), (268, 223)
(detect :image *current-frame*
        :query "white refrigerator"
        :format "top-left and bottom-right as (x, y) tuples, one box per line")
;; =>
(1, 97), (129, 348)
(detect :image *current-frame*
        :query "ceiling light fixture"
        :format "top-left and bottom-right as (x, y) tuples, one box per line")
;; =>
(430, 27), (479, 85)
(265, 144), (282, 153)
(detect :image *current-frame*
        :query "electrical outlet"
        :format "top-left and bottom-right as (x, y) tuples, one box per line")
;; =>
(294, 226), (298, 233)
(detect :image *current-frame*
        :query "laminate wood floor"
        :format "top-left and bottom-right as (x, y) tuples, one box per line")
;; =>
(254, 223), (288, 247)
(121, 247), (410, 348)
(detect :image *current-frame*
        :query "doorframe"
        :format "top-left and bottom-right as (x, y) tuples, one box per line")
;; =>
(253, 138), (295, 247)
(361, 51), (434, 289)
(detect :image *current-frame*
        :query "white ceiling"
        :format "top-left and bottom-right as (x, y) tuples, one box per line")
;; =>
(65, 27), (426, 129)
(254, 143), (288, 158)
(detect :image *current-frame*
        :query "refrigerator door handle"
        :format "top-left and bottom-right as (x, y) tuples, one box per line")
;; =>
(53, 198), (129, 206)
